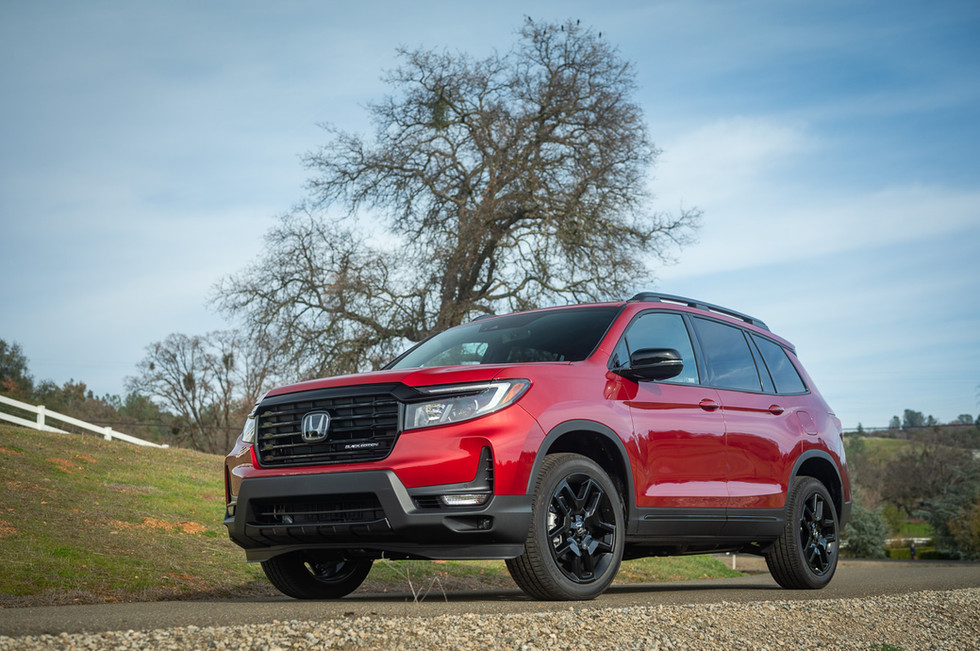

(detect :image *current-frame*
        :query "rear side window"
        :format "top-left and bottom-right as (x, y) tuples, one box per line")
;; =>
(691, 317), (762, 392)
(752, 335), (807, 394)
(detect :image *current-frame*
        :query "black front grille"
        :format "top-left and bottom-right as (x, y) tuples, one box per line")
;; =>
(251, 494), (385, 526)
(255, 385), (400, 467)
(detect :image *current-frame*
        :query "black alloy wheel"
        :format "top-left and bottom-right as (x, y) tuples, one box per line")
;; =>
(548, 472), (618, 583)
(800, 489), (837, 576)
(507, 453), (624, 600)
(766, 476), (840, 589)
(261, 553), (373, 599)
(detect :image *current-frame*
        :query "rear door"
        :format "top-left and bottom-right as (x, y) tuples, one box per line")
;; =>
(689, 318), (803, 514)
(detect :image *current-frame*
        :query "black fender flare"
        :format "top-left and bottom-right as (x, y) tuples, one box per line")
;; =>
(526, 420), (636, 514)
(788, 448), (850, 523)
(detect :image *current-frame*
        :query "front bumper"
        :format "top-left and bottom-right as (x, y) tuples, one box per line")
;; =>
(224, 469), (532, 562)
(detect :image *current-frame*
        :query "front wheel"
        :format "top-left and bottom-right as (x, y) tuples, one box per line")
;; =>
(507, 453), (624, 600)
(261, 553), (372, 599)
(766, 476), (840, 589)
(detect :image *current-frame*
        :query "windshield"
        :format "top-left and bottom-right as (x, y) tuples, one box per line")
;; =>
(388, 306), (621, 370)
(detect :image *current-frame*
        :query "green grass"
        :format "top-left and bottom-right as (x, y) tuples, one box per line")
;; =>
(619, 555), (741, 582)
(0, 424), (272, 606)
(0, 425), (740, 606)
(895, 521), (933, 537)
(861, 437), (910, 458)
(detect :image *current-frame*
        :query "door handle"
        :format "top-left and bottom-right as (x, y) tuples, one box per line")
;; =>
(768, 404), (785, 415)
(699, 399), (720, 411)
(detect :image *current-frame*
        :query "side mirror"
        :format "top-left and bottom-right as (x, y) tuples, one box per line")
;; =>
(615, 347), (684, 382)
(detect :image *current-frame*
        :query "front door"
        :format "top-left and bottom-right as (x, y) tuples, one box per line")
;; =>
(613, 311), (728, 537)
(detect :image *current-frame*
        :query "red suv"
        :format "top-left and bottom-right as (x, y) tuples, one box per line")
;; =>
(224, 293), (850, 600)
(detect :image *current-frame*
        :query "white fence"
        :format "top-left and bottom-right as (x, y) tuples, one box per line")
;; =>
(0, 394), (168, 448)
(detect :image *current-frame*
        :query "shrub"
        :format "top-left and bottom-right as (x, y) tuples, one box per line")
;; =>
(949, 498), (980, 560)
(844, 503), (890, 558)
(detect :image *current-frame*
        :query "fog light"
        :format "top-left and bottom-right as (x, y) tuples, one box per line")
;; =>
(439, 493), (490, 507)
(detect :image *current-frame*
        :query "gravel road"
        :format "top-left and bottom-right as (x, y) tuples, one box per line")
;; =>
(2, 587), (978, 650)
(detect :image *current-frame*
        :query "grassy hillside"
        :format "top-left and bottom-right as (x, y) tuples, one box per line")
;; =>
(861, 436), (912, 457)
(0, 424), (273, 606)
(0, 425), (738, 606)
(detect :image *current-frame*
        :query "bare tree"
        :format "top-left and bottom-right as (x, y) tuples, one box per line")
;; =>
(216, 20), (698, 380)
(126, 330), (275, 453)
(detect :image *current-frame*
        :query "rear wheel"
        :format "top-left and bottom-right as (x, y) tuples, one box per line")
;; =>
(507, 453), (624, 600)
(261, 553), (372, 599)
(766, 476), (839, 589)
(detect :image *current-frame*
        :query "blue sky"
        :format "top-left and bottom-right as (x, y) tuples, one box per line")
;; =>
(1, 1), (978, 429)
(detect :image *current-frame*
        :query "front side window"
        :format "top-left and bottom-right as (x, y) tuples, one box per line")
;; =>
(613, 312), (700, 384)
(691, 317), (762, 392)
(388, 306), (621, 370)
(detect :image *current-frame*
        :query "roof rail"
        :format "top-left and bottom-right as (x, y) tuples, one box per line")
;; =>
(628, 292), (770, 331)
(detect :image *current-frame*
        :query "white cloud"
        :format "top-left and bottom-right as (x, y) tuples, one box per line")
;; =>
(655, 116), (814, 204)
(653, 117), (980, 279)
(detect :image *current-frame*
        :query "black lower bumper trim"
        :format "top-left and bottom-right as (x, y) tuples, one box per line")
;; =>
(225, 470), (531, 562)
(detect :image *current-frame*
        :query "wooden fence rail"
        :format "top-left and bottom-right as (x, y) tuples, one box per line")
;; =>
(0, 394), (168, 448)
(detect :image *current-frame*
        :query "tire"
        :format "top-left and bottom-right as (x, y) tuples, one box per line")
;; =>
(261, 553), (372, 599)
(506, 453), (624, 600)
(766, 476), (840, 589)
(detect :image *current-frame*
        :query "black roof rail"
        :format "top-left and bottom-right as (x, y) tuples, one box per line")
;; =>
(628, 292), (770, 331)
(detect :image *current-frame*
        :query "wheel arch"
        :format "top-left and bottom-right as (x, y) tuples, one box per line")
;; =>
(527, 420), (634, 514)
(790, 450), (846, 523)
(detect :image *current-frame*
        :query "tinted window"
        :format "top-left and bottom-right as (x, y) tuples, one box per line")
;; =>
(614, 312), (699, 384)
(692, 318), (762, 392)
(423, 342), (489, 367)
(752, 335), (807, 394)
(388, 306), (620, 369)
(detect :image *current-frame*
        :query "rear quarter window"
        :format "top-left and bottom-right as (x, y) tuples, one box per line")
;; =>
(752, 334), (808, 395)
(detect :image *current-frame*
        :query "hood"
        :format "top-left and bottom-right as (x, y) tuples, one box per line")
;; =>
(264, 365), (517, 398)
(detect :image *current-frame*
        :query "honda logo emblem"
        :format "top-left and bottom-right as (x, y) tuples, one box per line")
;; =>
(301, 411), (331, 442)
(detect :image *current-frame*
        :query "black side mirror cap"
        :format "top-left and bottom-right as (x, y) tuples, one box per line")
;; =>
(615, 347), (684, 382)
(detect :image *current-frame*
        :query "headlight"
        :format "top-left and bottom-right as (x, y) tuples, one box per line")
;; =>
(240, 394), (268, 444)
(241, 401), (260, 444)
(404, 379), (530, 430)
(241, 416), (256, 443)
